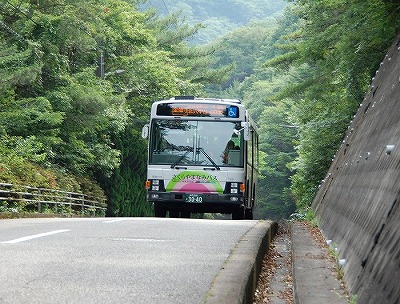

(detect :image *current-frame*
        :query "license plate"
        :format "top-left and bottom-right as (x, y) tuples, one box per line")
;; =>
(184, 194), (204, 203)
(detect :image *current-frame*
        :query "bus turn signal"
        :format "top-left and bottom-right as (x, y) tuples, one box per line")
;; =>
(145, 180), (151, 189)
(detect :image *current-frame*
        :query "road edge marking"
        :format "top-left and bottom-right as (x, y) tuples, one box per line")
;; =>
(1, 229), (71, 244)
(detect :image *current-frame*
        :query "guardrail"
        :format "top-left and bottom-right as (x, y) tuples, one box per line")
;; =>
(0, 182), (107, 217)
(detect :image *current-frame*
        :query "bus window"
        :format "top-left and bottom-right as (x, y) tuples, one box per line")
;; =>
(149, 120), (244, 167)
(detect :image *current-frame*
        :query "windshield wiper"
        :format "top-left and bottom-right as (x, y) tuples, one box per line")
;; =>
(170, 146), (193, 168)
(197, 148), (220, 170)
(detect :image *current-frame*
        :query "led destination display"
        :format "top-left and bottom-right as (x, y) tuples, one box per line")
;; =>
(156, 103), (239, 118)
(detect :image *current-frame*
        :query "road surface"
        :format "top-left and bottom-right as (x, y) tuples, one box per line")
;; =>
(0, 217), (261, 303)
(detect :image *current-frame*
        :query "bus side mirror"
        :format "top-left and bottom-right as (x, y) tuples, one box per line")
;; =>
(141, 124), (149, 139)
(241, 122), (250, 141)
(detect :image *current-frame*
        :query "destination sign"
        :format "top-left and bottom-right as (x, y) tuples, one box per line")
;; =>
(156, 103), (239, 118)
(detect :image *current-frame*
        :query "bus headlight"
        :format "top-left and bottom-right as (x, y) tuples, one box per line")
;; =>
(147, 179), (164, 192)
(228, 182), (242, 194)
(152, 180), (160, 191)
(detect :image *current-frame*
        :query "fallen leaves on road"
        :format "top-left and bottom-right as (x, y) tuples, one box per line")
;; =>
(253, 221), (293, 304)
(253, 220), (351, 304)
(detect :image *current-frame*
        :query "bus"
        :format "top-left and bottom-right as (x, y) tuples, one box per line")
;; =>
(141, 96), (259, 219)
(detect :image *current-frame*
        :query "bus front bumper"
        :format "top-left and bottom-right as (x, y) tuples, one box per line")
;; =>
(147, 191), (244, 207)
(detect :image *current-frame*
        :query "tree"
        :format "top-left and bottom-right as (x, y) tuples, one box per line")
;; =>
(269, 0), (400, 210)
(139, 0), (287, 43)
(205, 10), (300, 219)
(0, 0), (209, 215)
(104, 128), (153, 217)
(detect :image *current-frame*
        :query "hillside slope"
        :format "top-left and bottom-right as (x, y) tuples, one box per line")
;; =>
(140, 0), (287, 43)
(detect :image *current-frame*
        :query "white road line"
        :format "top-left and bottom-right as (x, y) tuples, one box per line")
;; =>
(103, 219), (127, 223)
(1, 229), (71, 244)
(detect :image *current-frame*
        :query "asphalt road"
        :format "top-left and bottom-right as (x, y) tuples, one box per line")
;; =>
(0, 217), (259, 304)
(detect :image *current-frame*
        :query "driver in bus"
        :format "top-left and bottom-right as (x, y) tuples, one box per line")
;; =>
(222, 140), (235, 164)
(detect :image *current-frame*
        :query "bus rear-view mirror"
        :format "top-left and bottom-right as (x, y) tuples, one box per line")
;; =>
(241, 122), (250, 141)
(142, 124), (149, 139)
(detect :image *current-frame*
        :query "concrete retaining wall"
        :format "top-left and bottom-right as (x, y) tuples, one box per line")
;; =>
(312, 34), (400, 304)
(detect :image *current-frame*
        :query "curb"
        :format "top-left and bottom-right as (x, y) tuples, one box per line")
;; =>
(205, 220), (278, 304)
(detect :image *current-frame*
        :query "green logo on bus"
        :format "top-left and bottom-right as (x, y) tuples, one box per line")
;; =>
(166, 171), (223, 194)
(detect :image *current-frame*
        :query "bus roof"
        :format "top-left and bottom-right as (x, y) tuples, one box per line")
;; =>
(168, 96), (242, 104)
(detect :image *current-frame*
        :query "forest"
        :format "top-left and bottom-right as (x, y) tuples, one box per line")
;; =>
(139, 0), (287, 43)
(1, 0), (400, 219)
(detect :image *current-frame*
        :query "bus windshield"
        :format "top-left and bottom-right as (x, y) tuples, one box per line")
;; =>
(149, 120), (244, 167)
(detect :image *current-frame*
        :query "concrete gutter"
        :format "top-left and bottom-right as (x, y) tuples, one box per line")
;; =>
(205, 220), (278, 304)
(291, 222), (349, 304)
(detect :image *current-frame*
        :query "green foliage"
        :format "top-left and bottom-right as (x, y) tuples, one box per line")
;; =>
(140, 0), (288, 43)
(254, 100), (297, 219)
(143, 11), (231, 90)
(0, 0), (220, 216)
(206, 9), (300, 219)
(0, 41), (42, 90)
(103, 128), (152, 217)
(209, 19), (279, 90)
(267, 0), (400, 210)
(0, 144), (105, 200)
(1, 96), (64, 137)
(205, 0), (400, 218)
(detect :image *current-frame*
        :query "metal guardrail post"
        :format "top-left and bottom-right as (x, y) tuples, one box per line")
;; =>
(38, 189), (42, 213)
(81, 194), (85, 216)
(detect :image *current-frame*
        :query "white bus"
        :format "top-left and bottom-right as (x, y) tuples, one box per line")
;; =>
(142, 96), (258, 219)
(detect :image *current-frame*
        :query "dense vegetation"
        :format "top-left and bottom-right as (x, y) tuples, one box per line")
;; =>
(0, 0), (215, 216)
(212, 1), (400, 217)
(139, 0), (287, 43)
(1, 0), (400, 218)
